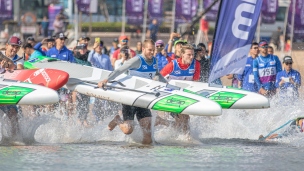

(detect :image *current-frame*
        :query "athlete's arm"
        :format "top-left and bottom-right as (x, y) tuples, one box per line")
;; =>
(193, 61), (201, 81)
(253, 59), (262, 89)
(107, 57), (141, 81)
(160, 61), (174, 77)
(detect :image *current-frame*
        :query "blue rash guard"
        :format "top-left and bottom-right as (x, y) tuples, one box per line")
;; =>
(253, 54), (282, 90)
(238, 56), (258, 92)
(155, 52), (168, 71)
(33, 42), (46, 56)
(129, 55), (157, 79)
(46, 46), (75, 63)
(275, 69), (301, 101)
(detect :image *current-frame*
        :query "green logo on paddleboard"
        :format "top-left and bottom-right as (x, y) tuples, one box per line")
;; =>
(152, 95), (198, 113)
(208, 91), (245, 108)
(0, 86), (35, 104)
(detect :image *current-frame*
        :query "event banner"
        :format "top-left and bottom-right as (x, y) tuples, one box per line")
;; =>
(48, 5), (63, 30)
(203, 0), (220, 21)
(261, 0), (278, 23)
(288, 0), (304, 40)
(209, 0), (262, 83)
(0, 0), (13, 24)
(175, 0), (198, 25)
(148, 0), (163, 23)
(126, 0), (144, 25)
(76, 0), (91, 14)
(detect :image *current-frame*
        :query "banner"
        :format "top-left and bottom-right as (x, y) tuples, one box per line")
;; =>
(261, 0), (278, 23)
(0, 0), (13, 24)
(126, 0), (144, 25)
(175, 0), (198, 25)
(203, 0), (220, 21)
(76, 0), (91, 14)
(209, 0), (263, 83)
(148, 0), (163, 23)
(288, 0), (304, 40)
(48, 5), (63, 30)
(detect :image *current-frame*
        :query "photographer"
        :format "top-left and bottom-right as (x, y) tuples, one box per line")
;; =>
(114, 46), (130, 69)
(73, 43), (91, 66)
(194, 43), (210, 83)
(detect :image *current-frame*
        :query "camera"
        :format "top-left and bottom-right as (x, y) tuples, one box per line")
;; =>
(76, 44), (87, 49)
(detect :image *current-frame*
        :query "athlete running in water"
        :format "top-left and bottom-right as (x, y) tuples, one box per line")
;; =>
(98, 39), (160, 144)
(259, 117), (304, 141)
(157, 44), (200, 135)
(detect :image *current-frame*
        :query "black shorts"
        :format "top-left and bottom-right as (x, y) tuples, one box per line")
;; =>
(122, 104), (152, 121)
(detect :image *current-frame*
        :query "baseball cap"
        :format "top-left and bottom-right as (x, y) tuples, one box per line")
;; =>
(8, 36), (22, 46)
(46, 36), (55, 42)
(258, 40), (268, 47)
(174, 40), (187, 47)
(53, 32), (68, 39)
(79, 36), (90, 41)
(113, 38), (119, 43)
(155, 40), (164, 47)
(283, 56), (293, 63)
(26, 37), (35, 42)
(119, 35), (128, 41)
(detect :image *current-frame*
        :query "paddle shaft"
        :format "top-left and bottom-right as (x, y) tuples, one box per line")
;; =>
(82, 80), (160, 97)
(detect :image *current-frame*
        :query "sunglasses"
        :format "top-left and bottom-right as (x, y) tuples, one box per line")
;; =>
(121, 39), (128, 43)
(260, 45), (268, 49)
(285, 62), (292, 65)
(156, 45), (164, 48)
(59, 38), (66, 41)
(252, 47), (259, 49)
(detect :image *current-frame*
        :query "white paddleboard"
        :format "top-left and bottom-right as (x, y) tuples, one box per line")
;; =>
(0, 79), (59, 105)
(29, 61), (222, 116)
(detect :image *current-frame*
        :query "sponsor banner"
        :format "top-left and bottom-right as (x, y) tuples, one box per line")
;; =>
(0, 0), (13, 24)
(148, 0), (163, 23)
(209, 0), (263, 83)
(203, 0), (220, 21)
(288, 0), (304, 40)
(48, 5), (63, 30)
(76, 0), (91, 14)
(175, 0), (198, 25)
(126, 0), (144, 25)
(261, 0), (278, 23)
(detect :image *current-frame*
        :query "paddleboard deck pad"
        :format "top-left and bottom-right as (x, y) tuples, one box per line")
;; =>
(1, 69), (69, 90)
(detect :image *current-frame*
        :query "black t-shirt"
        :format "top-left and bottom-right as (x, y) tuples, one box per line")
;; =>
(197, 56), (210, 83)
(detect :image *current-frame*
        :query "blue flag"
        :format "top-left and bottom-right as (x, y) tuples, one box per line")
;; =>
(208, 0), (262, 83)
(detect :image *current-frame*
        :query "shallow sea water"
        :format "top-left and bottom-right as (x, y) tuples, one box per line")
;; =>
(0, 99), (304, 171)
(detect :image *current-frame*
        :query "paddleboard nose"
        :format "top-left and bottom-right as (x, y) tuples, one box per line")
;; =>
(230, 92), (270, 109)
(181, 97), (222, 116)
(18, 86), (59, 105)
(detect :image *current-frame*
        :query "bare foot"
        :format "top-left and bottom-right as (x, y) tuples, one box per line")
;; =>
(108, 115), (121, 131)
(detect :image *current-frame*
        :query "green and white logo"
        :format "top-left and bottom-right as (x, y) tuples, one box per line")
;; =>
(0, 86), (35, 104)
(152, 95), (198, 113)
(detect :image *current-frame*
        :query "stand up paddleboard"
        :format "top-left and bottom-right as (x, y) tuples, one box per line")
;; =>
(25, 58), (221, 116)
(168, 80), (269, 109)
(1, 69), (69, 90)
(25, 56), (269, 110)
(0, 79), (59, 105)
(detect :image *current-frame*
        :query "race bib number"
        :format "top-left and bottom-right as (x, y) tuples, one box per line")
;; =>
(249, 74), (254, 83)
(258, 67), (276, 77)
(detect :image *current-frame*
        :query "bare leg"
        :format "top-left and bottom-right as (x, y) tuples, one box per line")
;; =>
(174, 114), (190, 134)
(138, 117), (152, 144)
(6, 107), (20, 141)
(154, 115), (172, 127)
